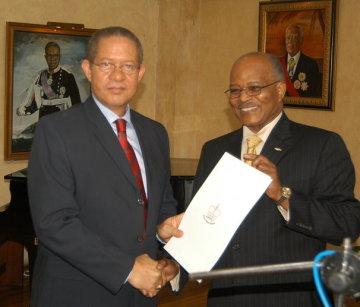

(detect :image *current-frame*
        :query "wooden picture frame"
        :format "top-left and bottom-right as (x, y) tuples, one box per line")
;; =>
(4, 22), (96, 160)
(258, 0), (337, 110)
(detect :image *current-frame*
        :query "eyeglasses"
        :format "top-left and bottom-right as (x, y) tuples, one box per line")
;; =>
(224, 81), (280, 99)
(92, 62), (139, 74)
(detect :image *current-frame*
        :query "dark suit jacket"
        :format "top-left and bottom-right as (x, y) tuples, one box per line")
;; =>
(28, 97), (177, 307)
(192, 114), (360, 307)
(282, 52), (322, 97)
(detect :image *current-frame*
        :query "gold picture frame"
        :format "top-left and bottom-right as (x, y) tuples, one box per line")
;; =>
(258, 0), (337, 110)
(4, 22), (96, 160)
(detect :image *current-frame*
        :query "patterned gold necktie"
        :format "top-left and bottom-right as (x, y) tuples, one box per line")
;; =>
(288, 57), (296, 77)
(245, 135), (262, 166)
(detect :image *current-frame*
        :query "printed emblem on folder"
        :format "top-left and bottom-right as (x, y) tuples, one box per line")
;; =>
(203, 204), (221, 224)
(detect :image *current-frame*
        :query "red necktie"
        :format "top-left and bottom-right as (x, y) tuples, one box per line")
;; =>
(115, 119), (148, 230)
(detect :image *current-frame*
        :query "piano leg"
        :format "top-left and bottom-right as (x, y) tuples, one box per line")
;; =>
(0, 238), (24, 287)
(0, 233), (37, 288)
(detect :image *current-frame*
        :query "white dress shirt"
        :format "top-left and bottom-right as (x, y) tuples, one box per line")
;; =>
(93, 96), (147, 195)
(287, 51), (301, 77)
(93, 96), (180, 289)
(241, 112), (290, 221)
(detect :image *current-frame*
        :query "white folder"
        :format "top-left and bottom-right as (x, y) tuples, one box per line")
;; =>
(165, 152), (272, 273)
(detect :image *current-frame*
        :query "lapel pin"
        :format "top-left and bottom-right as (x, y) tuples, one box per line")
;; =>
(274, 147), (282, 151)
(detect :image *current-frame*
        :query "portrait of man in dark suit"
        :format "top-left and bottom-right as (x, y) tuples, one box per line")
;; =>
(279, 24), (322, 97)
(194, 52), (360, 306)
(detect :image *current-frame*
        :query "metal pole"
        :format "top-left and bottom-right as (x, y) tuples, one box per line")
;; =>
(189, 261), (315, 280)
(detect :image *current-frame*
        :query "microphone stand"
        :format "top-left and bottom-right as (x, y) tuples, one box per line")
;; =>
(190, 260), (314, 280)
(189, 238), (360, 307)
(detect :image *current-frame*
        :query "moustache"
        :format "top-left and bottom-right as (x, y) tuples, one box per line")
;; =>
(233, 101), (257, 110)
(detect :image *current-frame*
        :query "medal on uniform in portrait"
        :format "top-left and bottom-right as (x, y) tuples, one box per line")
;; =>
(59, 86), (66, 98)
(47, 75), (53, 85)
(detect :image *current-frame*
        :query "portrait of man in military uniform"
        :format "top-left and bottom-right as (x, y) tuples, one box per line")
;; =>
(8, 28), (92, 157)
(17, 42), (81, 118)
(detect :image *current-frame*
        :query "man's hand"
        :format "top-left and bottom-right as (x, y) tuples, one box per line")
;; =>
(157, 213), (184, 243)
(128, 254), (164, 297)
(17, 106), (26, 116)
(243, 153), (286, 209)
(157, 258), (180, 282)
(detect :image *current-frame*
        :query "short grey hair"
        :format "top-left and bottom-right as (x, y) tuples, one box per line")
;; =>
(286, 24), (304, 38)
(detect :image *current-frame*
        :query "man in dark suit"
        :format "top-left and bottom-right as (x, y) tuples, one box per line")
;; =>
(193, 52), (360, 306)
(28, 26), (183, 307)
(279, 24), (322, 97)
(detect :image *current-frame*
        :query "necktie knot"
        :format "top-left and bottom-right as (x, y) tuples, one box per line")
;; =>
(288, 57), (296, 76)
(115, 118), (127, 133)
(246, 135), (262, 155)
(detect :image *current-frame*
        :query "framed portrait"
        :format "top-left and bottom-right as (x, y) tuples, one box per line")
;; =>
(258, 0), (337, 110)
(4, 22), (96, 160)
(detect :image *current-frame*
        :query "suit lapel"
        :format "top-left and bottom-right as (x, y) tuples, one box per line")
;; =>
(130, 111), (152, 199)
(261, 114), (294, 166)
(83, 98), (138, 190)
(292, 52), (304, 81)
(223, 117), (293, 166)
(227, 129), (243, 158)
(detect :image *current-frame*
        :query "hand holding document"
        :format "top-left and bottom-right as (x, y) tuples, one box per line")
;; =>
(164, 152), (272, 274)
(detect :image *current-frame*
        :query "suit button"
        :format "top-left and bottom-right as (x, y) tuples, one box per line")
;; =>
(232, 243), (240, 250)
(137, 235), (144, 242)
(138, 198), (144, 205)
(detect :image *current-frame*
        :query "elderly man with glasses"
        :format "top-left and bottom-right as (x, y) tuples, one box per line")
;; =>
(192, 52), (360, 307)
(279, 24), (322, 97)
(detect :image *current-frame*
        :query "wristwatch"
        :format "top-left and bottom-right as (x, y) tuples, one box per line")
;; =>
(274, 186), (292, 206)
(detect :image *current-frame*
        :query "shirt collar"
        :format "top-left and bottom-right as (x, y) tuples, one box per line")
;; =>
(287, 51), (301, 63)
(243, 111), (283, 143)
(92, 95), (132, 126)
(48, 65), (61, 73)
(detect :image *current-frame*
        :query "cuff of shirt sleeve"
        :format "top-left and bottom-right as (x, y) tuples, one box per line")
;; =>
(169, 264), (180, 292)
(277, 204), (290, 221)
(156, 233), (166, 245)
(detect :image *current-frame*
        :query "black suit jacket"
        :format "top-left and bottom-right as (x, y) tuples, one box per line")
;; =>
(288, 52), (322, 97)
(193, 114), (360, 306)
(28, 97), (177, 307)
